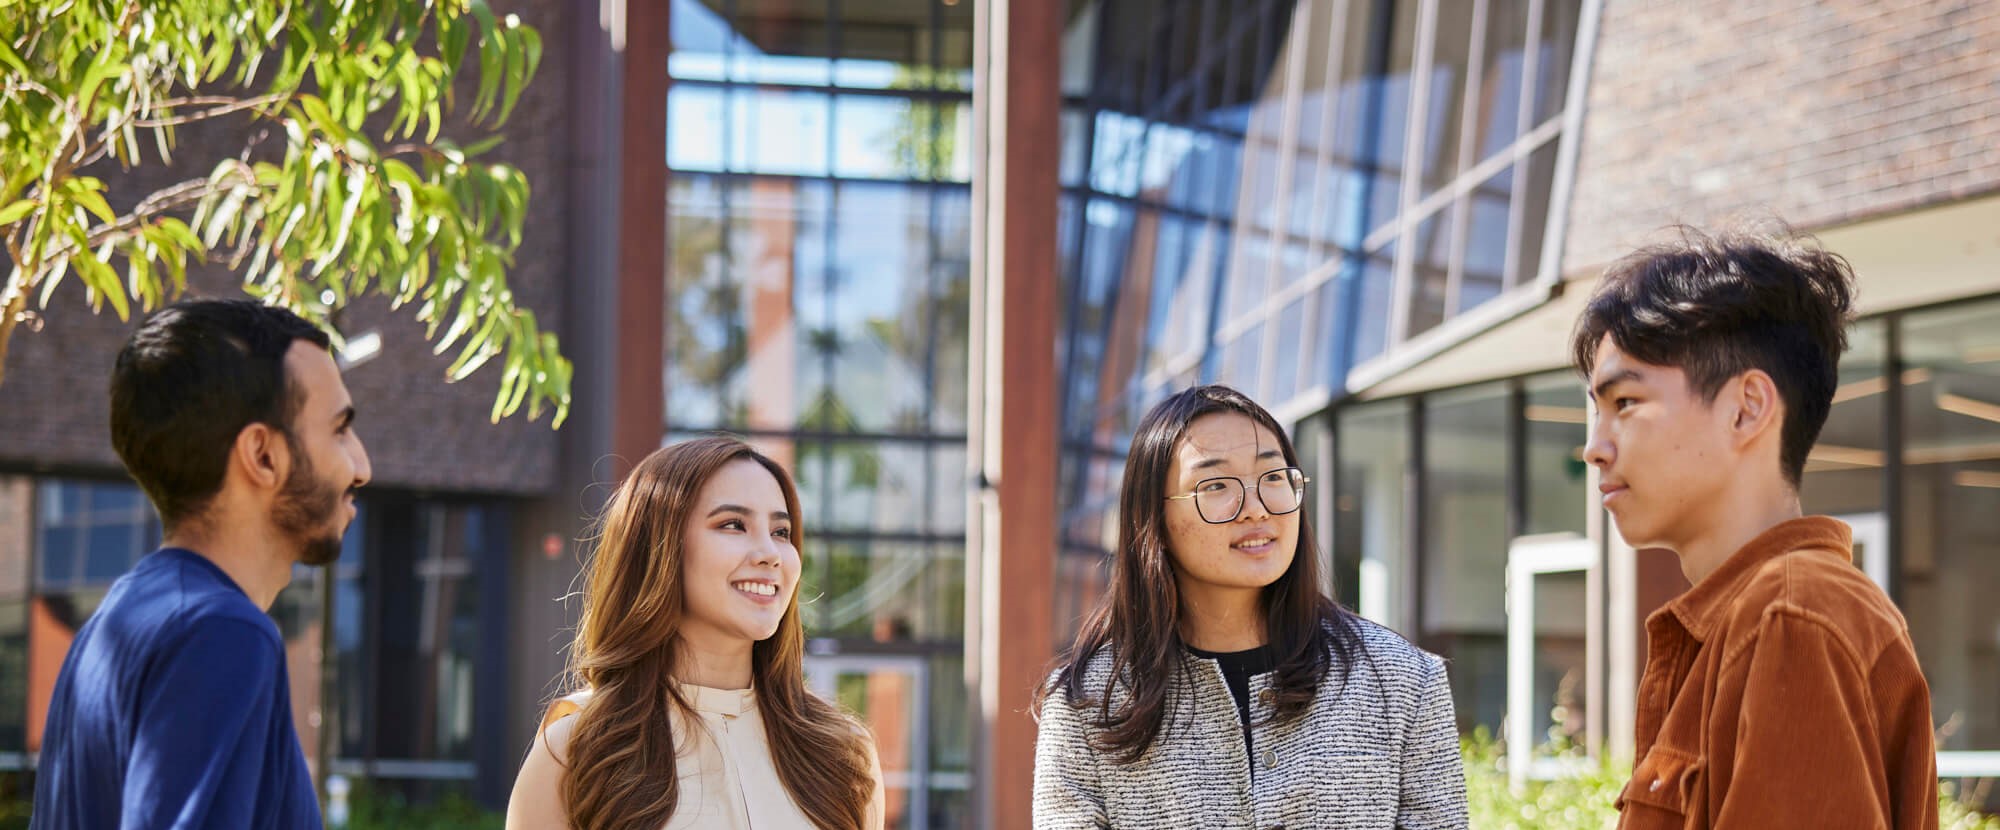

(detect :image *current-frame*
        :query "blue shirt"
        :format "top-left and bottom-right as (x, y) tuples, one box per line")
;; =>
(31, 548), (322, 829)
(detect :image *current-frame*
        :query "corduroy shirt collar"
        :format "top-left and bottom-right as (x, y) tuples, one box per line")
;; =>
(1658, 515), (1853, 643)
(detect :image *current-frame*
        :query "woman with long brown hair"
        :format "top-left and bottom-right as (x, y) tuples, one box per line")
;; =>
(506, 436), (882, 830)
(1033, 385), (1467, 828)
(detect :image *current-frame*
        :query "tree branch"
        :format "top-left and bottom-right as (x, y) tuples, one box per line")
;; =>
(31, 172), (246, 266)
(130, 93), (291, 128)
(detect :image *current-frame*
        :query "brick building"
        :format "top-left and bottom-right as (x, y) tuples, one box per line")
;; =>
(1, 0), (1997, 827)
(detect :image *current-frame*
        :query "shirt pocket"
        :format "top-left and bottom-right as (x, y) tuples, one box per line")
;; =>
(1616, 743), (1705, 826)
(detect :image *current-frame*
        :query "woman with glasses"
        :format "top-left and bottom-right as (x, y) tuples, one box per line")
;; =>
(1032, 385), (1467, 829)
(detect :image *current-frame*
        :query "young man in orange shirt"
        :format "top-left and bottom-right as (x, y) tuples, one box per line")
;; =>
(1575, 228), (1936, 829)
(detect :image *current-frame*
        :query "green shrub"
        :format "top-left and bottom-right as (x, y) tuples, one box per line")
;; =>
(1463, 731), (2000, 830)
(332, 786), (502, 830)
(1463, 730), (1622, 830)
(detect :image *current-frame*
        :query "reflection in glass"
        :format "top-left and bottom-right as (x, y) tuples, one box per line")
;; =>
(1531, 0), (1585, 124)
(1470, 0), (1530, 163)
(1352, 244), (1398, 365)
(1417, 0), (1476, 199)
(1407, 211), (1455, 338)
(669, 0), (733, 82)
(795, 440), (931, 534)
(1524, 373), (1589, 536)
(1336, 399), (1413, 627)
(731, 88), (832, 176)
(729, 0), (833, 86)
(1530, 569), (1589, 757)
(1421, 383), (1511, 734)
(1899, 300), (2000, 762)
(667, 175), (834, 432)
(1511, 138), (1560, 285)
(823, 183), (948, 432)
(1802, 318), (1887, 518)
(1458, 169), (1513, 311)
(822, 541), (963, 641)
(668, 85), (727, 171)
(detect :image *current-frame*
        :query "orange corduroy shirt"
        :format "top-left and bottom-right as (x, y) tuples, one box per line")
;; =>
(1615, 516), (1938, 830)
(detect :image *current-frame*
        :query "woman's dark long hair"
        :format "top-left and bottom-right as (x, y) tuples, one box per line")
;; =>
(1035, 384), (1364, 764)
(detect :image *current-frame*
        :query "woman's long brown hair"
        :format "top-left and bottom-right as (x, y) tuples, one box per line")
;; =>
(557, 436), (875, 830)
(1035, 385), (1366, 764)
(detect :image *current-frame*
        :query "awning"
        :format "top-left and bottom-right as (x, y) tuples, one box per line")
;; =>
(1351, 191), (2000, 401)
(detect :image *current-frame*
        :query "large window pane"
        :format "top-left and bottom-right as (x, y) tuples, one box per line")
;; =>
(1336, 398), (1413, 629)
(1421, 383), (1511, 734)
(1510, 137), (1560, 285)
(668, 85), (727, 172)
(668, 176), (831, 432)
(1407, 210), (1454, 338)
(823, 183), (941, 433)
(730, 0), (834, 86)
(795, 440), (932, 535)
(1469, 0), (1530, 164)
(1362, 0), (1421, 232)
(1311, 0), (1394, 250)
(1416, 0), (1476, 198)
(731, 88), (832, 176)
(822, 541), (963, 641)
(1803, 319), (1888, 519)
(929, 189), (973, 431)
(1352, 243), (1398, 365)
(1524, 373), (1589, 536)
(1899, 299), (2000, 757)
(1458, 166), (1513, 312)
(669, 0), (734, 81)
(1530, 0), (1584, 124)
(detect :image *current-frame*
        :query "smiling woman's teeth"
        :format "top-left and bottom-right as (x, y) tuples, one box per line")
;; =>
(734, 581), (777, 596)
(1233, 537), (1275, 549)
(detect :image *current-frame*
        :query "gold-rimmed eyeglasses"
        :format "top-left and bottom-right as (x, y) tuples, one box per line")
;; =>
(1164, 466), (1309, 524)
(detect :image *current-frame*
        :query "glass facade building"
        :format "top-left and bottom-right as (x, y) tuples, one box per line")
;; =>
(1048, 0), (1585, 643)
(662, 1), (976, 825)
(0, 479), (508, 802)
(3, 0), (1999, 824)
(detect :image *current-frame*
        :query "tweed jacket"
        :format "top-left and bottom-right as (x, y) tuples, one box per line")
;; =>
(1033, 619), (1468, 830)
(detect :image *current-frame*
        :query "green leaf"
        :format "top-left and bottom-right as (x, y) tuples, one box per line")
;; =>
(77, 55), (129, 118)
(74, 248), (129, 321)
(37, 256), (71, 308)
(127, 246), (157, 311)
(0, 35), (29, 77)
(0, 200), (37, 225)
(154, 217), (203, 254)
(496, 27), (527, 124)
(62, 180), (116, 225)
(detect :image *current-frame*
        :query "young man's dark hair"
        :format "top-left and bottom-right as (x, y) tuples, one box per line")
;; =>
(1571, 225), (1856, 486)
(34, 298), (367, 830)
(109, 298), (331, 530)
(1573, 226), (1935, 830)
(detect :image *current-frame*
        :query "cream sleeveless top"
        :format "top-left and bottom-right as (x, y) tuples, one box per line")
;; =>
(550, 685), (847, 830)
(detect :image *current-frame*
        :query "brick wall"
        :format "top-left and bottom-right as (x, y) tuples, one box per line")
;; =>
(1564, 0), (2000, 271)
(0, 0), (573, 496)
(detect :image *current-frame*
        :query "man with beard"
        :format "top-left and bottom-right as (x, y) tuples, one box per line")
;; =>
(31, 299), (370, 829)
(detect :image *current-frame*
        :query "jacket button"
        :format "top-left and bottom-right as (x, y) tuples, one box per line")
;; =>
(1649, 778), (1664, 793)
(1261, 748), (1278, 769)
(1257, 689), (1275, 706)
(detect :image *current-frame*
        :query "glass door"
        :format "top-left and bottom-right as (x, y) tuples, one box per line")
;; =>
(807, 654), (930, 829)
(1505, 533), (1594, 788)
